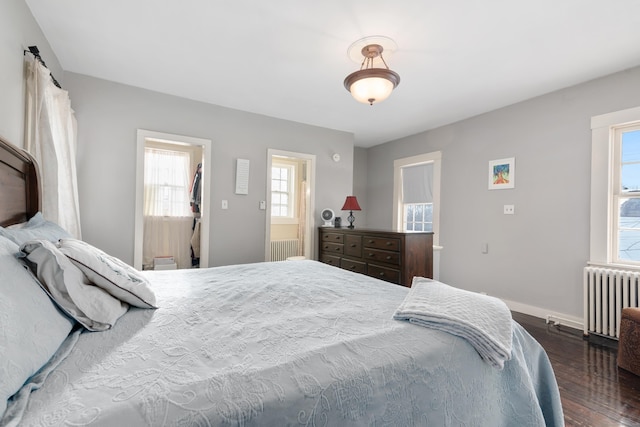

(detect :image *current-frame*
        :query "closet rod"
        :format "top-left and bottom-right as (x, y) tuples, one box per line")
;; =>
(23, 45), (62, 89)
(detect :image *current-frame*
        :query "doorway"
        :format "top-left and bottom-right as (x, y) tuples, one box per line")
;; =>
(265, 149), (316, 262)
(134, 130), (211, 270)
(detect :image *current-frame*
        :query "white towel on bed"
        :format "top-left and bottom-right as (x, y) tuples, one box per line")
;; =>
(393, 277), (513, 369)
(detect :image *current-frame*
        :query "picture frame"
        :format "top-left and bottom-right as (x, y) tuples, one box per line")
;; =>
(488, 157), (515, 190)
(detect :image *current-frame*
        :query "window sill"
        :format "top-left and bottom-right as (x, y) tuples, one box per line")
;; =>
(587, 261), (640, 272)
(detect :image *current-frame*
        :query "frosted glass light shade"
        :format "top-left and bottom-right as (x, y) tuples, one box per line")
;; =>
(344, 68), (400, 105)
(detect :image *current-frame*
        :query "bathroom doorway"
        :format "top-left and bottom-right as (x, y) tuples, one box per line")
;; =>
(265, 149), (315, 262)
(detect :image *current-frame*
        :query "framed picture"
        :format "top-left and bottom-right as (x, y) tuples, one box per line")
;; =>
(488, 157), (515, 190)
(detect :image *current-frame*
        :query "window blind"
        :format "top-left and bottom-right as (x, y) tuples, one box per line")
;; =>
(401, 163), (433, 203)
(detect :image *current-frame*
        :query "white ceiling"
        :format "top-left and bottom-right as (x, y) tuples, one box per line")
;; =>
(25, 0), (640, 147)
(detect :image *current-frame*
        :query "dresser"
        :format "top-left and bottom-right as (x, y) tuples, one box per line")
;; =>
(318, 227), (433, 287)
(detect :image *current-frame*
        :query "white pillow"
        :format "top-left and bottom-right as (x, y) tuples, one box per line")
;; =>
(0, 212), (71, 246)
(21, 240), (129, 332)
(58, 238), (157, 309)
(0, 237), (74, 419)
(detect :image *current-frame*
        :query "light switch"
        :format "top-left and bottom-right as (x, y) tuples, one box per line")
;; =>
(259, 200), (266, 210)
(222, 200), (228, 210)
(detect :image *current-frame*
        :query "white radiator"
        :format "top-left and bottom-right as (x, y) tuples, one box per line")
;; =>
(270, 239), (300, 262)
(584, 266), (640, 339)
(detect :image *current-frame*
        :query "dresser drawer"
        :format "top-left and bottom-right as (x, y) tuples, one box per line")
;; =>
(321, 242), (344, 255)
(363, 236), (400, 251)
(344, 235), (362, 257)
(340, 258), (366, 274)
(367, 264), (401, 284)
(321, 254), (341, 267)
(364, 248), (400, 265)
(321, 232), (343, 243)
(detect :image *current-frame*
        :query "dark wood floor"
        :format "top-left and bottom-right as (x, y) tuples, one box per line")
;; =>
(513, 312), (640, 427)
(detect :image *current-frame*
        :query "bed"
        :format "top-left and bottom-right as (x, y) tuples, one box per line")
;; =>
(0, 136), (564, 426)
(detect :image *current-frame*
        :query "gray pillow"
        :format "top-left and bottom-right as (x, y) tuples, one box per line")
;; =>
(0, 236), (74, 419)
(58, 239), (157, 309)
(0, 212), (71, 246)
(21, 240), (129, 332)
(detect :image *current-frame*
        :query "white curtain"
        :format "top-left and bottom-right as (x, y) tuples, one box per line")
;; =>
(25, 59), (81, 238)
(143, 148), (192, 217)
(142, 216), (193, 269)
(143, 148), (193, 269)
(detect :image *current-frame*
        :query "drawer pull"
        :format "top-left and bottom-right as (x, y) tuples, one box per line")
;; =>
(368, 240), (374, 244)
(335, 247), (341, 251)
(368, 253), (374, 257)
(350, 244), (357, 247)
(386, 256), (392, 260)
(386, 242), (392, 246)
(379, 272), (385, 277)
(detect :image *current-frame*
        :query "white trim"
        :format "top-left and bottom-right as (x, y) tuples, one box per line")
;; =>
(134, 129), (212, 270)
(392, 151), (441, 246)
(502, 298), (583, 331)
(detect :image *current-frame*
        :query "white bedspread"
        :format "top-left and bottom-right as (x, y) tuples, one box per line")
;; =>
(4, 260), (563, 426)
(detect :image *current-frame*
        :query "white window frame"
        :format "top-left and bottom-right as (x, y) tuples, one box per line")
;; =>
(392, 151), (441, 246)
(611, 123), (640, 265)
(403, 202), (433, 232)
(590, 106), (640, 268)
(271, 160), (297, 224)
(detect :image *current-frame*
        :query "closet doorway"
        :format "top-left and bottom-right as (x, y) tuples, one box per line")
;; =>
(265, 149), (315, 262)
(134, 130), (211, 271)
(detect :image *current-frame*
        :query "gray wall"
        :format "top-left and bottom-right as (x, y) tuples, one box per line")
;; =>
(351, 146), (368, 227)
(362, 67), (640, 320)
(64, 73), (354, 267)
(0, 0), (63, 147)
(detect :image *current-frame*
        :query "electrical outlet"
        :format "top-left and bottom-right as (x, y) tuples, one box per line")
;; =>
(503, 204), (515, 215)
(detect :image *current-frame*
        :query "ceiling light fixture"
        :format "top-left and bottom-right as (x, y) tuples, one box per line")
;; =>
(344, 38), (400, 106)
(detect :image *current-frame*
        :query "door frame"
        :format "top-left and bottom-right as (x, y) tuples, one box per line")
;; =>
(264, 149), (316, 261)
(134, 129), (212, 270)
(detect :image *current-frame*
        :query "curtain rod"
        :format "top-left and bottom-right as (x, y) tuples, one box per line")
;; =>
(23, 45), (62, 89)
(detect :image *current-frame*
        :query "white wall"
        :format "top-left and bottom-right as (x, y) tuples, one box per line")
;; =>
(0, 0), (63, 147)
(64, 73), (354, 267)
(361, 66), (640, 321)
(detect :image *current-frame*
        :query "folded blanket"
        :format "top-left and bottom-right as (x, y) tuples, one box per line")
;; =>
(393, 277), (513, 369)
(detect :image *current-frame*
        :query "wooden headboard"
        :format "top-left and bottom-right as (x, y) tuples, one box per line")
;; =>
(0, 136), (40, 227)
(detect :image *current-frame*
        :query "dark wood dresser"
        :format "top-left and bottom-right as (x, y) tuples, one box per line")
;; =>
(318, 227), (433, 287)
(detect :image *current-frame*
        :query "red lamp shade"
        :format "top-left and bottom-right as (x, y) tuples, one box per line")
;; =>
(341, 196), (361, 211)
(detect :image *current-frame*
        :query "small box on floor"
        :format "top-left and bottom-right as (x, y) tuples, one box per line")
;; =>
(154, 256), (177, 270)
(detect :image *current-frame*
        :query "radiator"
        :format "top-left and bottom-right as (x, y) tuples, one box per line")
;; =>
(270, 239), (300, 262)
(584, 266), (640, 339)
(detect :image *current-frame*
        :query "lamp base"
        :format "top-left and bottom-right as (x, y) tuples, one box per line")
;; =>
(347, 211), (355, 229)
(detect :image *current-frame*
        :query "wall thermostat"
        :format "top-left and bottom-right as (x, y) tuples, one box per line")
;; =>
(332, 153), (341, 162)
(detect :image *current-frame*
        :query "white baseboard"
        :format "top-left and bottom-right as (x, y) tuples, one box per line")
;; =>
(503, 298), (583, 331)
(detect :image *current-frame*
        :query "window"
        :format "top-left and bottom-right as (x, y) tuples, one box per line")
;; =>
(143, 147), (192, 217)
(613, 124), (640, 263)
(590, 105), (640, 268)
(393, 152), (441, 245)
(271, 163), (295, 218)
(404, 203), (433, 232)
